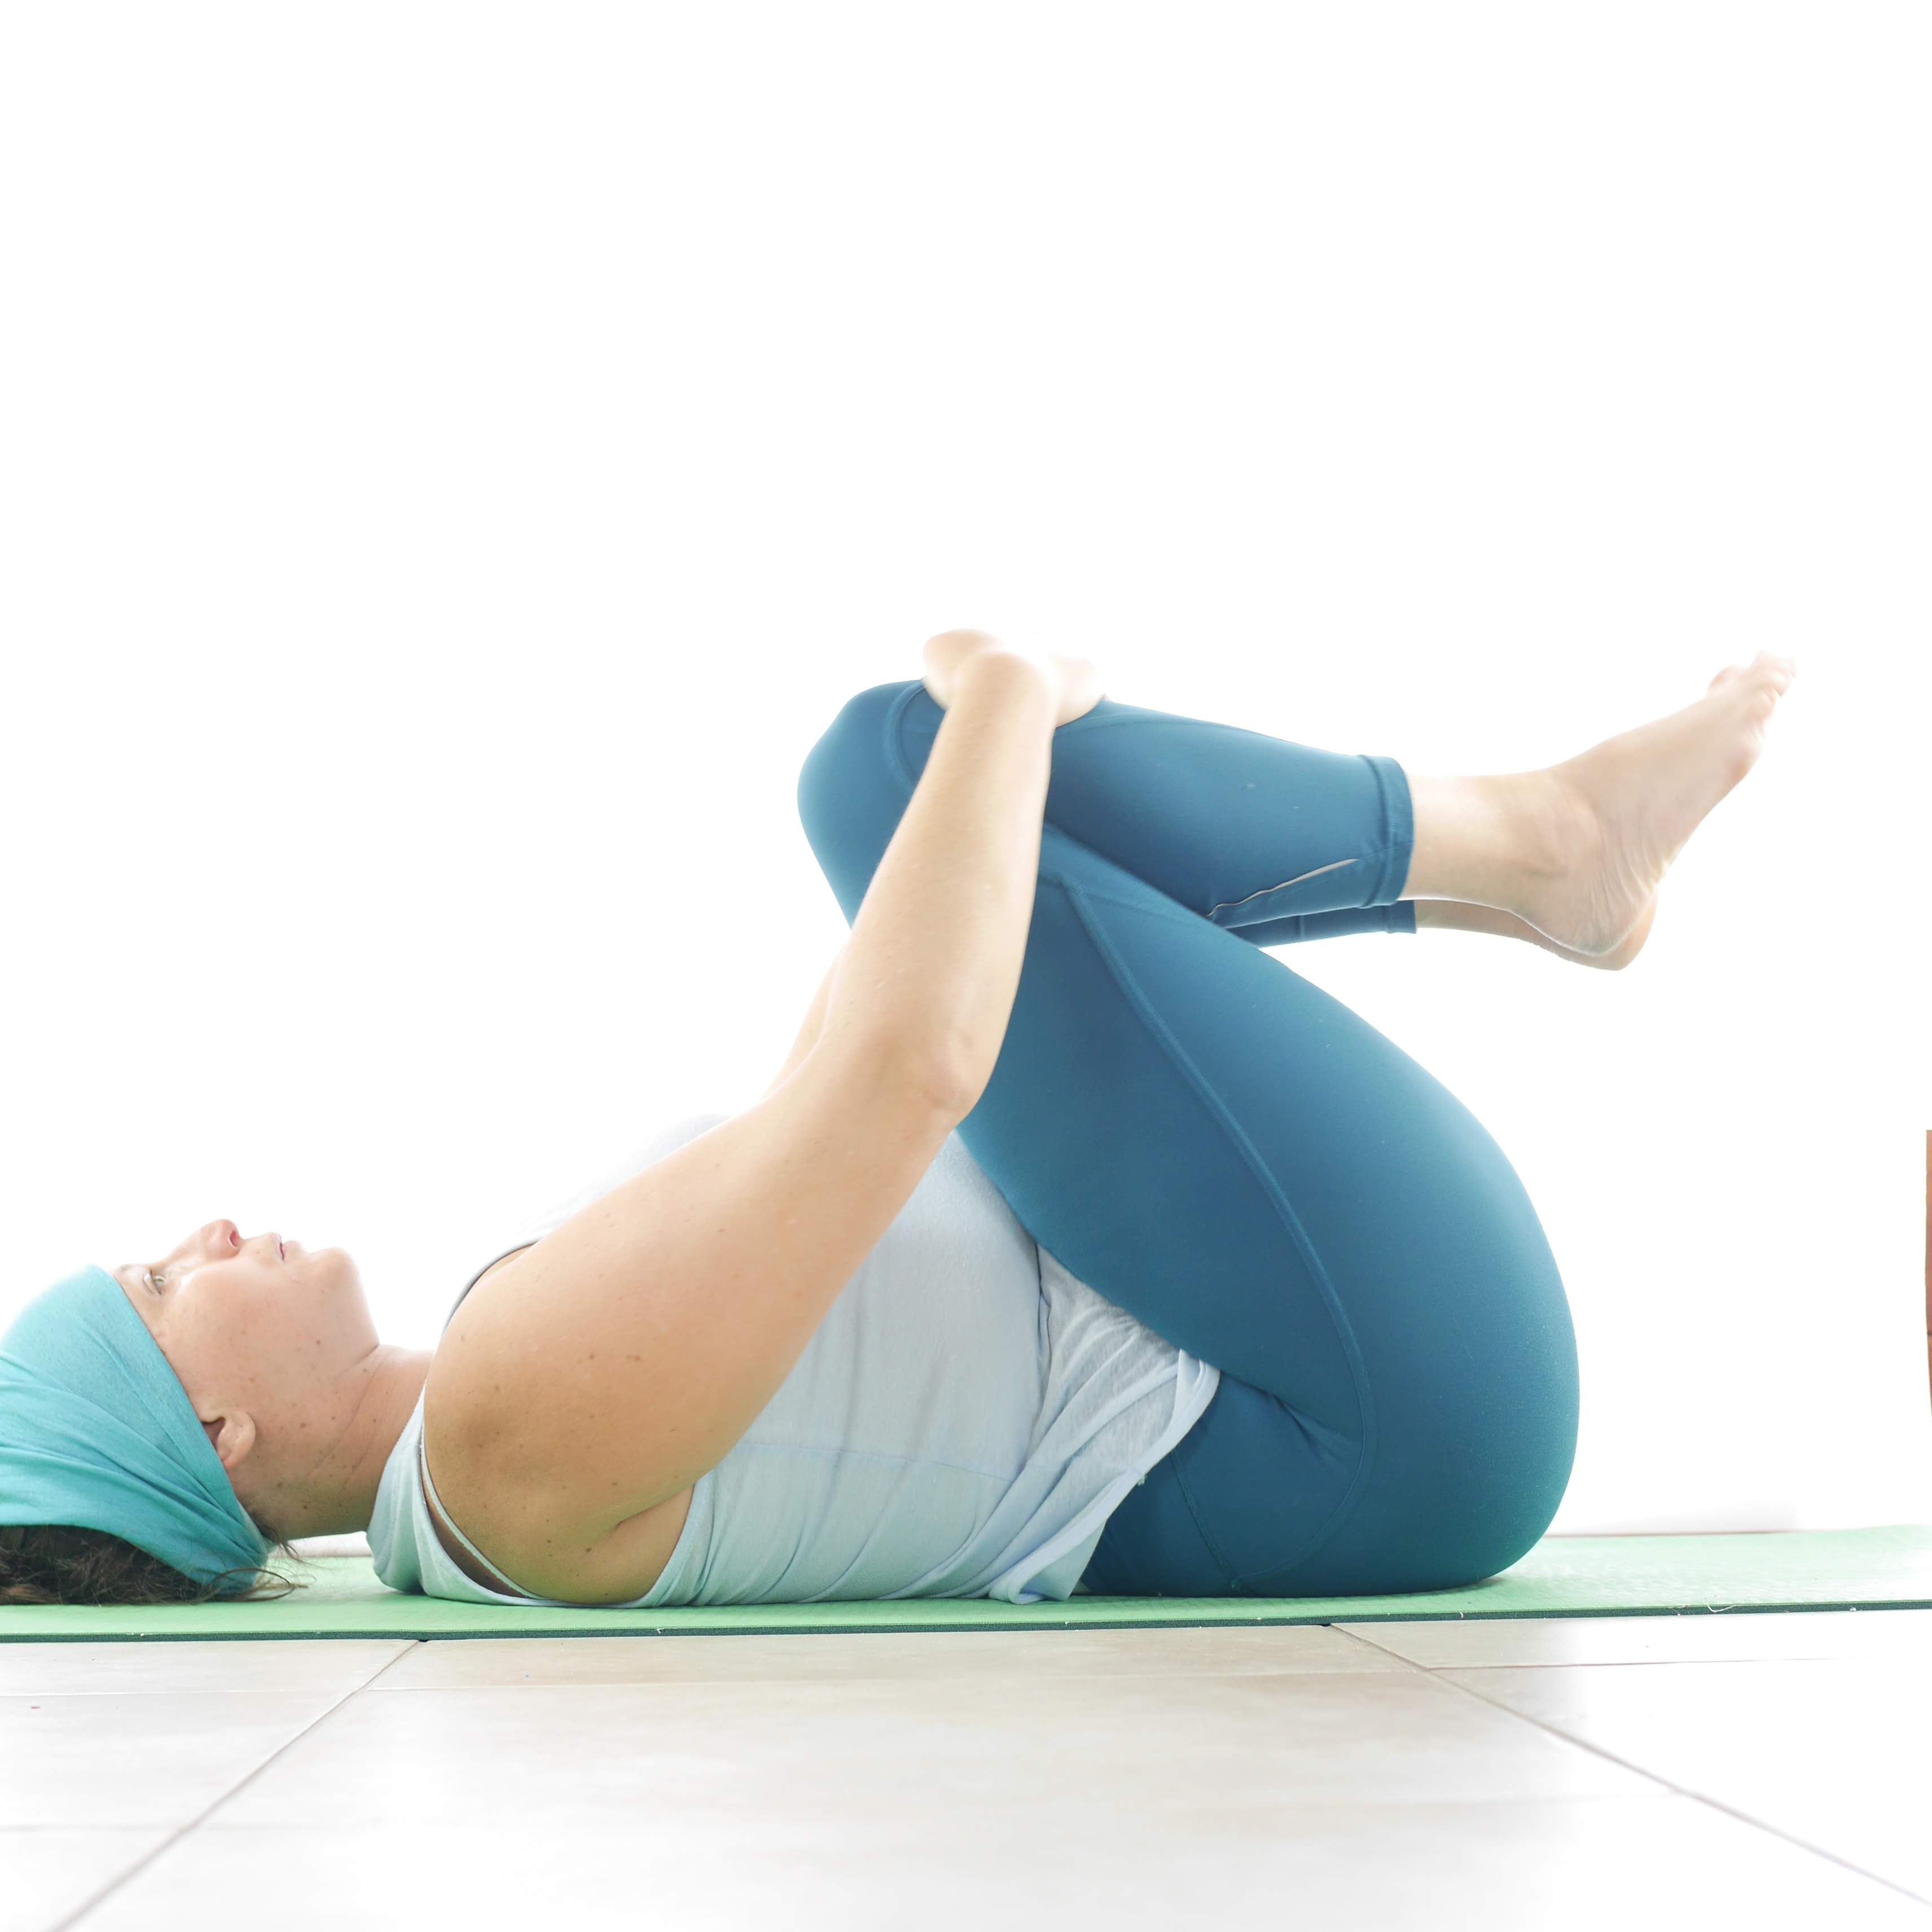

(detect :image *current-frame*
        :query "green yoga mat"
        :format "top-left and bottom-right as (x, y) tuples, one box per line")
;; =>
(4, 1527), (1929, 1642)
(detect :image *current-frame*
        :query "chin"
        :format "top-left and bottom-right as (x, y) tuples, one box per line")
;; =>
(310, 1246), (379, 1341)
(305, 1245), (362, 1294)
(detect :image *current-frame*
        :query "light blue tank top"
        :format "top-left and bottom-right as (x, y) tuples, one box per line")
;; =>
(368, 1111), (1220, 1606)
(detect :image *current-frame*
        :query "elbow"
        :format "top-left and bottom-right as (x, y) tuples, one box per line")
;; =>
(923, 1059), (982, 1124)
(893, 1047), (979, 1123)
(877, 1036), (981, 1123)
(816, 1017), (981, 1124)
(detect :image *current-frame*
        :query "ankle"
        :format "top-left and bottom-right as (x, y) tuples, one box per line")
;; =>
(1400, 771), (1574, 913)
(1504, 767), (1597, 891)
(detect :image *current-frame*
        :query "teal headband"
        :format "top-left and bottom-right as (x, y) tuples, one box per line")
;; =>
(0, 1265), (271, 1593)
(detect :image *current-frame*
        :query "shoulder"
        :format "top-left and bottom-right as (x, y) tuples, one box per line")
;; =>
(420, 1235), (704, 1604)
(421, 1398), (698, 1604)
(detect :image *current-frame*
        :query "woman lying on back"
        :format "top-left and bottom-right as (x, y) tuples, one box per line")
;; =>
(1, 633), (1795, 1608)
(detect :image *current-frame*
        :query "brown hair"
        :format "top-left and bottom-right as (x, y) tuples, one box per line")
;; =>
(0, 1521), (305, 1607)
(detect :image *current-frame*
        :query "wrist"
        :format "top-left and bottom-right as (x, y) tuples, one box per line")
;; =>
(952, 644), (1056, 707)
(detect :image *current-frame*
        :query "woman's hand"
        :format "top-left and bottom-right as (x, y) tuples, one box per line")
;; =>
(922, 630), (1104, 728)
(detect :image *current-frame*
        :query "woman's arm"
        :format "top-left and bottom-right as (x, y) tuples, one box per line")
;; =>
(813, 642), (1067, 1113)
(426, 643), (1092, 1597)
(767, 637), (1092, 1110)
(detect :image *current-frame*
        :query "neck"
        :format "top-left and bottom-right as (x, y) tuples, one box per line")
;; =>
(271, 1345), (433, 1540)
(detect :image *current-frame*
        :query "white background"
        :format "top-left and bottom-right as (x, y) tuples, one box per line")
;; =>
(3, 3), (1926, 1535)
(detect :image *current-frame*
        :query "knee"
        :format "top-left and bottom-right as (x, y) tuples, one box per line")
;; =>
(796, 680), (924, 920)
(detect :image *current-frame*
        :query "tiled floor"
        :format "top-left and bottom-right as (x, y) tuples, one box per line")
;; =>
(3, 1611), (1929, 1930)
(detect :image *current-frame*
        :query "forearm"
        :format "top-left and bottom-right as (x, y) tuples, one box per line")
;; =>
(817, 652), (1058, 1112)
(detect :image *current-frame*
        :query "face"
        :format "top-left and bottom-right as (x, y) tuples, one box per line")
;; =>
(111, 1220), (379, 1516)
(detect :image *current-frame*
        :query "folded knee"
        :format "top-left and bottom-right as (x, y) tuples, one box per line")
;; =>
(796, 680), (925, 914)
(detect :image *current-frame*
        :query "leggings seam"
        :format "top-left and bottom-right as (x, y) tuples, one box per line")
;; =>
(1362, 754), (1411, 904)
(1165, 1435), (1244, 1591)
(1053, 868), (1382, 1588)
(1205, 850), (1395, 925)
(1042, 710), (1147, 740)
(882, 681), (925, 794)
(1368, 753), (1393, 898)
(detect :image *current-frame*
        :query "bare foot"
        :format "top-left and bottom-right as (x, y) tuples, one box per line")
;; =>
(1539, 893), (1657, 969)
(1514, 652), (1798, 956)
(1417, 894), (1657, 969)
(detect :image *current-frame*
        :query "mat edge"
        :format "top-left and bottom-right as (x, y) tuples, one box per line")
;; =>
(6, 1596), (1932, 1643)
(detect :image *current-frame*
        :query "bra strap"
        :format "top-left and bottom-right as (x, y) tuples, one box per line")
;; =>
(418, 1430), (538, 1600)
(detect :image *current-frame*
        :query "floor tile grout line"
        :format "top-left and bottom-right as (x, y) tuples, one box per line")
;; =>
(34, 1626), (1932, 1917)
(1340, 1633), (1932, 1912)
(1325, 1625), (1438, 1670)
(1434, 1679), (1932, 1908)
(1322, 1627), (1923, 1674)
(49, 1641), (427, 1932)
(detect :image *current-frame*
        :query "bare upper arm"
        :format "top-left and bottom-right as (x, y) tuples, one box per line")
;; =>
(421, 1038), (961, 1594)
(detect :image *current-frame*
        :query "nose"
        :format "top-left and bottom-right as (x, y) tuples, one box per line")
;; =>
(205, 1220), (240, 1254)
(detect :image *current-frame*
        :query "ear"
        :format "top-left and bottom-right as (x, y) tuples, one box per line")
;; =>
(201, 1411), (258, 1472)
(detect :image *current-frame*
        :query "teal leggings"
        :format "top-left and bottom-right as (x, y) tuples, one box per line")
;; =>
(798, 680), (1579, 1597)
